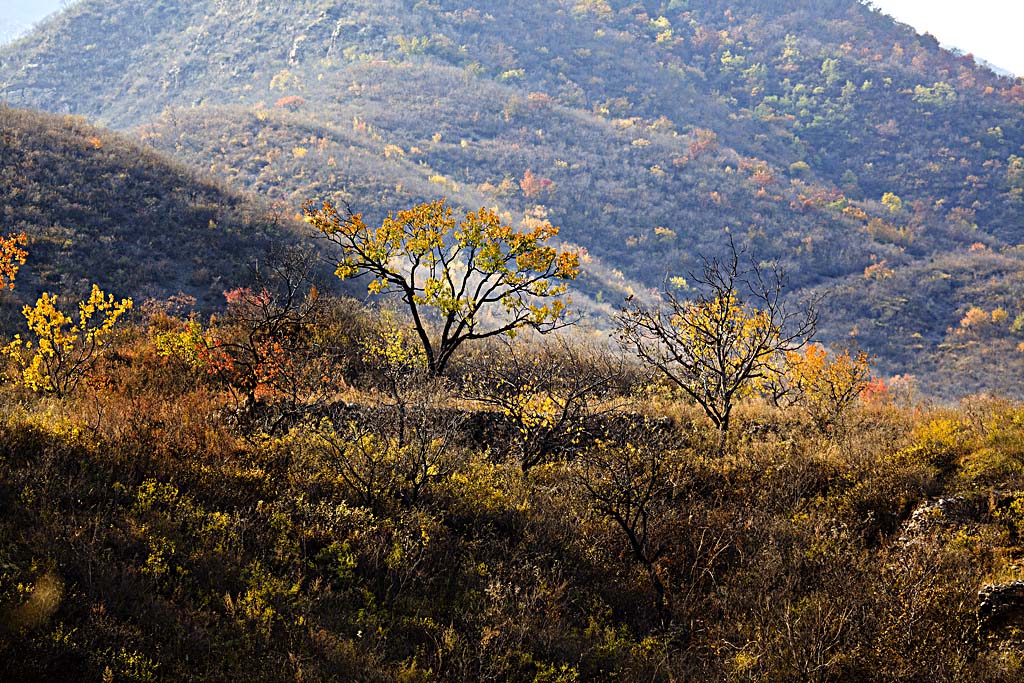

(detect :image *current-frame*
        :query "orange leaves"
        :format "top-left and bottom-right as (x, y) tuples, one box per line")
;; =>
(0, 232), (29, 290)
(959, 306), (992, 333)
(688, 128), (718, 159)
(520, 169), (554, 199)
(863, 260), (894, 280)
(274, 95), (306, 111)
(555, 251), (581, 280)
(785, 343), (872, 431)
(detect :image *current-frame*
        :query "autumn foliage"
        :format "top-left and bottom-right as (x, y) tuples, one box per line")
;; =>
(0, 231), (28, 290)
(784, 343), (873, 432)
(519, 168), (554, 199)
(3, 285), (132, 397)
(617, 242), (815, 453)
(304, 198), (580, 375)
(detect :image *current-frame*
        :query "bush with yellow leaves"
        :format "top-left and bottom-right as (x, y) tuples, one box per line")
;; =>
(783, 343), (872, 434)
(3, 284), (132, 397)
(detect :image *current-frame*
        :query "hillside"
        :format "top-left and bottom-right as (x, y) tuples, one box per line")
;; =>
(3, 0), (1024, 396)
(0, 105), (293, 320)
(3, 300), (1024, 681)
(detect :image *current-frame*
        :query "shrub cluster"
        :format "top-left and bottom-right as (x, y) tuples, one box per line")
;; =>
(1, 285), (1023, 681)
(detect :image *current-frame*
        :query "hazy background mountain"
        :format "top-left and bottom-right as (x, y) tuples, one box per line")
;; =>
(2, 0), (1024, 397)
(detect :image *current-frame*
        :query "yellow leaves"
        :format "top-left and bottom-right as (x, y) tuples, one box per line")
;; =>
(420, 276), (467, 315)
(458, 206), (505, 246)
(529, 298), (568, 325)
(334, 260), (360, 280)
(959, 306), (990, 332)
(515, 244), (556, 273)
(5, 284), (132, 396)
(654, 226), (676, 241)
(555, 251), (581, 280)
(672, 293), (778, 378)
(784, 343), (872, 430)
(362, 310), (425, 372)
(863, 260), (894, 280)
(506, 391), (562, 431)
(154, 319), (207, 369)
(383, 143), (405, 159)
(305, 198), (580, 373)
(572, 0), (613, 19)
(392, 201), (449, 255)
(306, 198), (578, 303)
(0, 232), (29, 290)
(898, 417), (971, 470)
(881, 192), (903, 213)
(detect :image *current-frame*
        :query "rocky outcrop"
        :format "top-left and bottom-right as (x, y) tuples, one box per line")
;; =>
(979, 581), (1024, 634)
(897, 496), (977, 545)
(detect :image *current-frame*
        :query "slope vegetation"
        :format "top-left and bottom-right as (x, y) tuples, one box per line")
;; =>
(3, 0), (1024, 395)
(0, 105), (291, 319)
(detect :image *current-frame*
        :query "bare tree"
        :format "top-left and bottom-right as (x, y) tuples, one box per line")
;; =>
(575, 428), (673, 623)
(463, 335), (626, 472)
(204, 245), (333, 413)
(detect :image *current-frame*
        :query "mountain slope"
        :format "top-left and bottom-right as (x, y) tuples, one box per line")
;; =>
(0, 105), (291, 318)
(3, 0), (1024, 396)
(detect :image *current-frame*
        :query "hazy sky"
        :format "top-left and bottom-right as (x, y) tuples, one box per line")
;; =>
(0, 0), (1022, 76)
(0, 0), (67, 43)
(869, 0), (1024, 75)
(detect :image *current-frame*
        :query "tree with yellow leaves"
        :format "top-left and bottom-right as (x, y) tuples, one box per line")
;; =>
(616, 240), (815, 454)
(0, 232), (29, 290)
(3, 285), (132, 397)
(783, 343), (872, 434)
(304, 198), (580, 375)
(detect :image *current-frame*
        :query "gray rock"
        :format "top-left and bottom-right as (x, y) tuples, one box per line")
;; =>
(979, 581), (1024, 633)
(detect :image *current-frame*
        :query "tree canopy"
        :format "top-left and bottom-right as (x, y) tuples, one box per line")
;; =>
(304, 198), (580, 375)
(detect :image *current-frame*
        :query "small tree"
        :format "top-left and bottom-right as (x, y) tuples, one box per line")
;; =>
(304, 199), (580, 375)
(464, 336), (625, 472)
(616, 241), (815, 454)
(306, 313), (465, 512)
(783, 343), (872, 434)
(199, 247), (329, 409)
(0, 232), (28, 290)
(4, 285), (132, 397)
(575, 431), (673, 623)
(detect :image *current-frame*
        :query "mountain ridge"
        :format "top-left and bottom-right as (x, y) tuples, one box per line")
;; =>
(0, 105), (295, 320)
